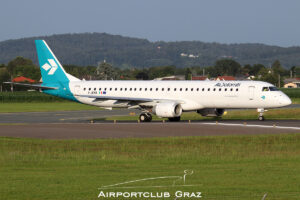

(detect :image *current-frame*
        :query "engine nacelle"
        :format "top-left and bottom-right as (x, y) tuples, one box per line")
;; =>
(152, 102), (182, 118)
(197, 108), (225, 117)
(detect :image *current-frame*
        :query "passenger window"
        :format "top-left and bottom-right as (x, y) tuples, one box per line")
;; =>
(225, 88), (227, 91)
(130, 88), (132, 91)
(156, 88), (158, 91)
(94, 88), (96, 91)
(208, 88), (210, 91)
(134, 88), (137, 91)
(202, 88), (204, 91)
(104, 88), (107, 91)
(145, 88), (147, 91)
(219, 88), (221, 91)
(191, 88), (193, 91)
(99, 88), (101, 91)
(115, 88), (117, 91)
(150, 88), (152, 91)
(174, 88), (177, 91)
(120, 88), (123, 91)
(185, 88), (188, 91)
(180, 88), (182, 91)
(168, 88), (170, 91)
(236, 88), (238, 91)
(213, 88), (216, 91)
(89, 88), (91, 91)
(139, 88), (142, 91)
(196, 88), (199, 91)
(125, 88), (127, 91)
(84, 88), (86, 91)
(262, 87), (269, 91)
(110, 88), (112, 91)
(162, 88), (164, 91)
(230, 88), (233, 91)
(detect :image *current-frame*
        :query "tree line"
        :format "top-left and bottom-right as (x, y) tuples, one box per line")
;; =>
(1, 56), (300, 91)
(2, 33), (300, 68)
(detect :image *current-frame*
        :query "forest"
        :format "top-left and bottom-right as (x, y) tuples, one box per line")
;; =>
(1, 33), (300, 68)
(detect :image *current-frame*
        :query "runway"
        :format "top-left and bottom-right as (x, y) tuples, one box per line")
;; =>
(0, 121), (300, 139)
(0, 104), (299, 124)
(0, 109), (132, 123)
(1, 108), (300, 139)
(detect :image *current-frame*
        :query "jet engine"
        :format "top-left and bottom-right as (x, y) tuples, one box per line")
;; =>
(197, 108), (225, 117)
(152, 102), (182, 118)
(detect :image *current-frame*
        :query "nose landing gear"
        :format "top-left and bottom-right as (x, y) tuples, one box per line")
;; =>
(257, 108), (266, 121)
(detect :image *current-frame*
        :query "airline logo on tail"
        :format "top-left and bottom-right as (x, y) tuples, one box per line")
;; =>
(42, 59), (58, 75)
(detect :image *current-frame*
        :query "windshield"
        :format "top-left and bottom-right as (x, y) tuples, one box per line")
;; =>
(262, 86), (279, 91)
(269, 87), (279, 91)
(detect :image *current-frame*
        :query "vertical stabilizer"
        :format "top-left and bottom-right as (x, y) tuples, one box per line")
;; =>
(35, 40), (78, 101)
(35, 40), (69, 86)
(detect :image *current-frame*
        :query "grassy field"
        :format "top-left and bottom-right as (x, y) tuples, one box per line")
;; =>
(0, 135), (300, 199)
(0, 91), (67, 102)
(292, 97), (300, 104)
(104, 108), (300, 121)
(0, 102), (99, 113)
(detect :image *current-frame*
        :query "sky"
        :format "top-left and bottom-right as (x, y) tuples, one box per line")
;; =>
(1, 0), (300, 47)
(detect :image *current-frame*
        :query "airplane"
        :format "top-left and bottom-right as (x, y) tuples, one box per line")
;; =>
(6, 40), (292, 122)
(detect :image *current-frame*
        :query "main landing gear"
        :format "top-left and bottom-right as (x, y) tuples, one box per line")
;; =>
(257, 108), (265, 121)
(139, 113), (152, 122)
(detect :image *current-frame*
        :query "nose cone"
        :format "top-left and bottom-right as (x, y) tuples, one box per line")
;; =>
(280, 95), (292, 106)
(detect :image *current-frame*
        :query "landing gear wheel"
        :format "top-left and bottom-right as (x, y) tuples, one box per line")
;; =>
(168, 116), (181, 122)
(139, 113), (152, 122)
(146, 113), (152, 122)
(258, 116), (265, 121)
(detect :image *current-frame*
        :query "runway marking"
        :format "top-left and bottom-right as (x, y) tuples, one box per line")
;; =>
(201, 122), (300, 130)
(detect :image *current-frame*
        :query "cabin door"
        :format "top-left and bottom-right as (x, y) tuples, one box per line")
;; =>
(74, 85), (81, 95)
(248, 86), (255, 100)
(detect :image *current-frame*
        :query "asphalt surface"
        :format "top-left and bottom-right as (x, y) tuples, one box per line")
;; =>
(0, 109), (133, 123)
(0, 104), (299, 124)
(0, 120), (300, 139)
(0, 106), (300, 139)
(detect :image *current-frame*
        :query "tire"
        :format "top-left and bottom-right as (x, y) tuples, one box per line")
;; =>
(168, 116), (181, 122)
(145, 113), (152, 122)
(139, 113), (152, 122)
(258, 116), (265, 121)
(139, 113), (147, 122)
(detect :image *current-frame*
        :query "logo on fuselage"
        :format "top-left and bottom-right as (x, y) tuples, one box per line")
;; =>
(42, 59), (58, 75)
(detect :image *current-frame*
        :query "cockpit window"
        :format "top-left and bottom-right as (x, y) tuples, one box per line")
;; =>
(262, 86), (279, 91)
(269, 87), (279, 91)
(262, 87), (269, 91)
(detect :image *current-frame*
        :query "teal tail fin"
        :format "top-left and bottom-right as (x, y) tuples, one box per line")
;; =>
(35, 40), (79, 101)
(35, 40), (72, 85)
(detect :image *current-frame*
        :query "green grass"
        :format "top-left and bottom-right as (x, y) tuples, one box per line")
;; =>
(0, 135), (300, 199)
(0, 91), (67, 102)
(292, 98), (300, 104)
(104, 108), (300, 121)
(0, 102), (100, 113)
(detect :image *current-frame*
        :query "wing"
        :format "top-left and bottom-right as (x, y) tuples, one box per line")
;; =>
(4, 82), (57, 90)
(77, 94), (184, 105)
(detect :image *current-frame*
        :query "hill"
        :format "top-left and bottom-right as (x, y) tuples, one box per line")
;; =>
(0, 32), (300, 68)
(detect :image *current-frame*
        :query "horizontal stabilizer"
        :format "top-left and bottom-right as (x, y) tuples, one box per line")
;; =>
(4, 82), (57, 90)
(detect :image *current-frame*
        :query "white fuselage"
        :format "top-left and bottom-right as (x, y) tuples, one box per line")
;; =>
(69, 80), (291, 111)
